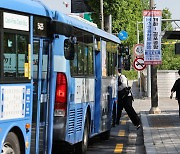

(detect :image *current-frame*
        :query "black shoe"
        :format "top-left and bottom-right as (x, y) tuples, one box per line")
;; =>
(136, 124), (141, 130)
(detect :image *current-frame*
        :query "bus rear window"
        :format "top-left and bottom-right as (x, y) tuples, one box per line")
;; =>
(3, 33), (29, 80)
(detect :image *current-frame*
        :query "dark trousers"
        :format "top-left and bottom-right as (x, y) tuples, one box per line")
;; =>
(112, 102), (122, 125)
(116, 96), (141, 127)
(178, 99), (180, 117)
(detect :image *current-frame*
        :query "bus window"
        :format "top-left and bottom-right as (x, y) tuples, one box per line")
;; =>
(70, 44), (78, 76)
(87, 46), (94, 75)
(70, 33), (94, 77)
(3, 33), (29, 79)
(106, 42), (118, 76)
(70, 42), (94, 77)
(77, 44), (84, 75)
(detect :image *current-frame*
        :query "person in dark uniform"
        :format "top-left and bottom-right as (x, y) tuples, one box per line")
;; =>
(170, 69), (180, 117)
(116, 69), (141, 129)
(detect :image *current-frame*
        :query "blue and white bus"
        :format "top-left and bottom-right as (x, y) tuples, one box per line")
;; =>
(0, 0), (120, 154)
(0, 0), (55, 153)
(51, 12), (120, 154)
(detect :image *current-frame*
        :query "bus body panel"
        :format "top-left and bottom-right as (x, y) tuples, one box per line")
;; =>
(0, 0), (53, 17)
(0, 84), (32, 153)
(53, 77), (95, 144)
(0, 1), (53, 153)
(100, 78), (115, 132)
(55, 11), (120, 44)
(94, 50), (102, 134)
(0, 119), (32, 153)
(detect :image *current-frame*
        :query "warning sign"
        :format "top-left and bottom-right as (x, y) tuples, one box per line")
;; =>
(134, 44), (144, 57)
(133, 58), (146, 71)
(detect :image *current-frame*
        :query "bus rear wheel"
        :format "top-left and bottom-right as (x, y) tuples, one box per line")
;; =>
(2, 132), (20, 154)
(75, 116), (89, 154)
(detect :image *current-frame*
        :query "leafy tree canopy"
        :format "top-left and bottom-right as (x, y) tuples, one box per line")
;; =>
(88, 1), (180, 70)
(88, 0), (149, 48)
(160, 8), (180, 70)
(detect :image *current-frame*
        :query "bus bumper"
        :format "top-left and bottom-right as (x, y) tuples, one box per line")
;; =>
(53, 117), (66, 141)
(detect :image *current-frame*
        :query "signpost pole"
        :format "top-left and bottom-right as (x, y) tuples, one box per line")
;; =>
(149, 0), (161, 114)
(136, 22), (142, 98)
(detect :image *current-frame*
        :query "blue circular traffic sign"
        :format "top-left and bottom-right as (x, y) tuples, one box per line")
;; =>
(118, 30), (128, 41)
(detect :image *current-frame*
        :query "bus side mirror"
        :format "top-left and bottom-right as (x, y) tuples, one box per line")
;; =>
(64, 38), (76, 60)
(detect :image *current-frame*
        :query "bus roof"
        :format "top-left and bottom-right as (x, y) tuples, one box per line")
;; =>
(55, 11), (120, 44)
(0, 0), (53, 17)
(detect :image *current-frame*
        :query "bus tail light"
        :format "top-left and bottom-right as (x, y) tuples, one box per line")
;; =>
(55, 72), (67, 117)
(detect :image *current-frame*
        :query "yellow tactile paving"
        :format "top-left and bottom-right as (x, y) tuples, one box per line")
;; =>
(114, 144), (123, 153)
(118, 130), (125, 136)
(121, 120), (126, 125)
(114, 116), (127, 153)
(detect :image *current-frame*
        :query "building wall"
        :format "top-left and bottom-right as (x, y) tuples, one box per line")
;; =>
(157, 70), (179, 97)
(71, 0), (91, 13)
(40, 0), (71, 14)
(140, 70), (179, 98)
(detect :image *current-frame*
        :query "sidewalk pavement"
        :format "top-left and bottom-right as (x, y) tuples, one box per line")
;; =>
(133, 97), (180, 154)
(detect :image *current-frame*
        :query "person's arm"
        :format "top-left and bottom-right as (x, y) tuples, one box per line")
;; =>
(170, 91), (174, 99)
(170, 80), (177, 99)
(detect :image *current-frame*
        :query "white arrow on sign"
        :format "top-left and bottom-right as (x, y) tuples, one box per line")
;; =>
(133, 57), (146, 71)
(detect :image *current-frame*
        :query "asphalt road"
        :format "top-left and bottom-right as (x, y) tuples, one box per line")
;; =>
(52, 111), (145, 154)
(86, 112), (145, 154)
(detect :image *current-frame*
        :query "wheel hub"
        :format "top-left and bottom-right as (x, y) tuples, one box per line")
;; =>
(2, 144), (14, 154)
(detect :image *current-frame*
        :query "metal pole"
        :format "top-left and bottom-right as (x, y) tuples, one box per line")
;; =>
(147, 65), (151, 97)
(100, 0), (104, 30)
(148, 0), (154, 99)
(137, 22), (142, 98)
(146, 0), (152, 98)
(150, 0), (154, 9)
(104, 15), (112, 33)
(137, 22), (140, 44)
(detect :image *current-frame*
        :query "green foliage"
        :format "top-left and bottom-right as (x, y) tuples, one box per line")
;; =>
(122, 69), (138, 80)
(87, 1), (180, 70)
(159, 44), (180, 70)
(159, 8), (180, 70)
(162, 8), (173, 31)
(88, 0), (146, 49)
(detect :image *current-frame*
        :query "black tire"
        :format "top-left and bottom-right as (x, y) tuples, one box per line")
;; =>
(75, 116), (89, 154)
(2, 132), (20, 154)
(100, 130), (111, 140)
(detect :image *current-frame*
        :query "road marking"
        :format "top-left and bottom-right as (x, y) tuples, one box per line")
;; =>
(121, 120), (126, 125)
(118, 130), (125, 136)
(114, 144), (123, 153)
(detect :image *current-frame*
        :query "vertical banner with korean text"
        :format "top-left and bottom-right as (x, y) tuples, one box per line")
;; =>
(143, 10), (162, 65)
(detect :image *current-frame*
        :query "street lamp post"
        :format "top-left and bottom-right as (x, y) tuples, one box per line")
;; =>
(100, 0), (104, 30)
